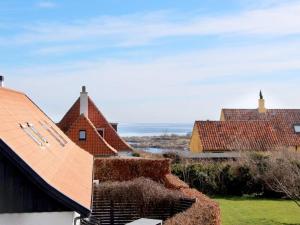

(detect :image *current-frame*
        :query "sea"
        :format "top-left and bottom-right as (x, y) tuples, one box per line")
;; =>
(118, 123), (193, 137)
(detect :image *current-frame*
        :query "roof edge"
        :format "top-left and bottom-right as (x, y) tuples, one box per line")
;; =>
(88, 97), (134, 151)
(0, 139), (91, 216)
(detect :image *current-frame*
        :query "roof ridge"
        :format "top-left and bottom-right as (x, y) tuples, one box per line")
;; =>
(0, 86), (26, 95)
(88, 97), (134, 151)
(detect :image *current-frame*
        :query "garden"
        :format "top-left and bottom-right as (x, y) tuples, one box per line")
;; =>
(170, 150), (300, 225)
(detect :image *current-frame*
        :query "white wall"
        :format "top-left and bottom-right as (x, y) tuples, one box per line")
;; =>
(0, 212), (76, 225)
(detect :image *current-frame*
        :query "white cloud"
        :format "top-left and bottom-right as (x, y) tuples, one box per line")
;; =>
(5, 39), (300, 122)
(5, 1), (299, 48)
(37, 1), (57, 9)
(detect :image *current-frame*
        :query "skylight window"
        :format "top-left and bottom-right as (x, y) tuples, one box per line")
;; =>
(20, 123), (44, 147)
(27, 123), (48, 144)
(294, 124), (300, 133)
(39, 121), (67, 147)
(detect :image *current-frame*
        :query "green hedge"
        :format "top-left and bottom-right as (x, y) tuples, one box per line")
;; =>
(171, 161), (273, 197)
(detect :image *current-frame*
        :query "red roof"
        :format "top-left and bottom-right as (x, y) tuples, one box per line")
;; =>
(66, 114), (117, 156)
(0, 87), (93, 214)
(222, 109), (300, 146)
(58, 93), (133, 156)
(196, 121), (282, 151)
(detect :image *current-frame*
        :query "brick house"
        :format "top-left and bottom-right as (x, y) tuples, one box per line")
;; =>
(58, 86), (133, 156)
(190, 91), (300, 152)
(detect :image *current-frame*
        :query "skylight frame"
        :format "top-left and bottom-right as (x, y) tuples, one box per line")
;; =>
(39, 121), (67, 147)
(20, 123), (43, 146)
(27, 122), (48, 144)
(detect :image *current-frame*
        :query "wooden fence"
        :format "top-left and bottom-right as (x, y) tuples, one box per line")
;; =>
(81, 197), (195, 225)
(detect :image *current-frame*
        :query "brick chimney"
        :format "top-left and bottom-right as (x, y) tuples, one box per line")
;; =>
(0, 75), (4, 87)
(80, 86), (88, 117)
(258, 90), (266, 113)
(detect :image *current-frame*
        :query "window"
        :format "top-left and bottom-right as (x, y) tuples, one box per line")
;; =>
(79, 130), (86, 140)
(294, 124), (300, 133)
(97, 128), (105, 138)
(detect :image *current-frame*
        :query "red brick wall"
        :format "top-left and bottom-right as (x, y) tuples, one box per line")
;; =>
(66, 115), (117, 156)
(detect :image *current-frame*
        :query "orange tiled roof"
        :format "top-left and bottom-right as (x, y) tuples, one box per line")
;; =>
(222, 109), (300, 146)
(0, 87), (93, 214)
(58, 96), (133, 155)
(195, 120), (282, 151)
(66, 114), (118, 156)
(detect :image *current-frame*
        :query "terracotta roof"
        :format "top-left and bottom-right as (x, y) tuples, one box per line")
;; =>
(222, 109), (300, 146)
(0, 87), (93, 214)
(222, 108), (300, 121)
(195, 121), (282, 151)
(59, 96), (133, 154)
(66, 114), (118, 156)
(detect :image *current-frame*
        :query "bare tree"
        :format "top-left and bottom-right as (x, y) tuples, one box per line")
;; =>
(244, 150), (300, 207)
(263, 150), (300, 207)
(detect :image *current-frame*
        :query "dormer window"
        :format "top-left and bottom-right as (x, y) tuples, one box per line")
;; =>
(294, 124), (300, 133)
(79, 130), (86, 140)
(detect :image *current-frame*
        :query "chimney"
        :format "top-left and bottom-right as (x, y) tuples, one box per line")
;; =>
(258, 90), (266, 113)
(80, 86), (88, 117)
(0, 76), (4, 87)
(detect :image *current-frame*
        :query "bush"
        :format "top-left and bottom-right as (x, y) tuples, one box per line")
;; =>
(94, 177), (186, 214)
(172, 151), (300, 198)
(163, 152), (182, 163)
(132, 152), (140, 157)
(171, 157), (269, 196)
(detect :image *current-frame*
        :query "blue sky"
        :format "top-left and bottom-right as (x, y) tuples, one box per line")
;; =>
(1, 0), (300, 123)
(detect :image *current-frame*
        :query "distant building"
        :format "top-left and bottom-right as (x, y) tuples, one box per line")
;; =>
(58, 86), (133, 156)
(190, 92), (300, 153)
(0, 81), (93, 225)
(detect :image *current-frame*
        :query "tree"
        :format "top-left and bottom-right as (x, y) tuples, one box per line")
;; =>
(261, 150), (300, 207)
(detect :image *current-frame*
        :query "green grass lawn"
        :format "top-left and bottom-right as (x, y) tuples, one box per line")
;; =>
(214, 197), (300, 225)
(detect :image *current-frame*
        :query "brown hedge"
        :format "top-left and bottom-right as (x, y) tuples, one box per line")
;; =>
(94, 158), (171, 182)
(93, 158), (221, 225)
(94, 177), (185, 215)
(164, 174), (221, 225)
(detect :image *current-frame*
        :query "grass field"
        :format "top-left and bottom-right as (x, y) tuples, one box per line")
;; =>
(214, 197), (300, 225)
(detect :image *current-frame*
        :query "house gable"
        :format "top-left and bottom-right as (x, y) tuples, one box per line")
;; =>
(58, 89), (133, 154)
(66, 114), (117, 156)
(87, 97), (133, 152)
(189, 123), (203, 153)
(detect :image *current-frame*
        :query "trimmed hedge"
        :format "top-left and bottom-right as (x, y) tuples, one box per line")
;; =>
(94, 158), (171, 182)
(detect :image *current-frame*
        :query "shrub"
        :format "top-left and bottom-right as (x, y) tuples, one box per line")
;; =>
(132, 152), (140, 157)
(94, 177), (186, 214)
(171, 158), (268, 196)
(172, 151), (300, 199)
(163, 152), (182, 163)
(94, 158), (170, 182)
